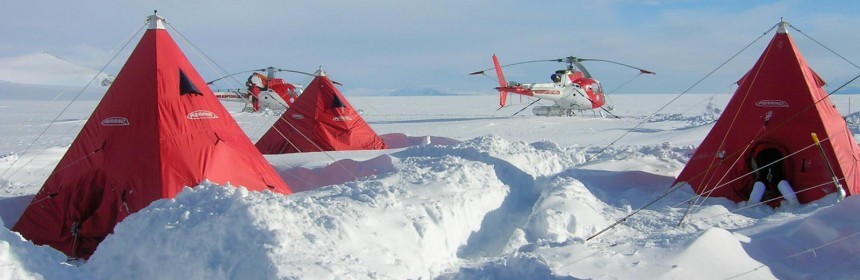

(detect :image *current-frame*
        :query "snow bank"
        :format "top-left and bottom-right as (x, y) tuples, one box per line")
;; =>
(453, 136), (582, 177)
(439, 253), (575, 280)
(665, 228), (774, 279)
(2, 110), (858, 279)
(85, 149), (508, 279)
(739, 195), (860, 279)
(280, 155), (396, 192)
(379, 133), (459, 149)
(522, 177), (610, 243)
(0, 216), (77, 280)
(0, 195), (32, 227)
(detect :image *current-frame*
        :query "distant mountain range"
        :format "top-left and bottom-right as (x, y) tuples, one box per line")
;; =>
(0, 51), (114, 87)
(349, 86), (459, 96)
(0, 81), (108, 100)
(350, 86), (490, 96)
(0, 52), (113, 100)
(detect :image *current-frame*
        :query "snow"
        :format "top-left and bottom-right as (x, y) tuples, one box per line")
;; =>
(0, 52), (113, 87)
(3, 65), (860, 279)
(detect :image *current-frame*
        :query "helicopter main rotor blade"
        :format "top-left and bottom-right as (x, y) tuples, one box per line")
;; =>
(576, 58), (656, 75)
(206, 69), (266, 84)
(469, 59), (561, 75)
(275, 69), (316, 77)
(277, 68), (344, 85)
(470, 56), (655, 76)
(209, 67), (344, 86)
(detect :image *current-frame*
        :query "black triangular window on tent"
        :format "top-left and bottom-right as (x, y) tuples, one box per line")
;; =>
(332, 95), (346, 108)
(179, 69), (203, 95)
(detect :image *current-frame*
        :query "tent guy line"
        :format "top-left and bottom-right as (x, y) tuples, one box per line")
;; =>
(12, 13), (292, 259)
(681, 23), (860, 204)
(582, 23), (778, 164)
(0, 23), (150, 183)
(676, 19), (860, 207)
(699, 180), (838, 222)
(680, 73), (860, 217)
(723, 230), (860, 280)
(590, 20), (860, 241)
(676, 72), (860, 208)
(164, 19), (265, 114)
(585, 23), (781, 235)
(790, 24), (860, 71)
(162, 13), (383, 184)
(256, 70), (388, 154)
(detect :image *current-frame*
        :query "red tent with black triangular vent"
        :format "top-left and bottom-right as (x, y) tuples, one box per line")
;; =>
(12, 13), (292, 259)
(255, 69), (388, 154)
(673, 21), (860, 206)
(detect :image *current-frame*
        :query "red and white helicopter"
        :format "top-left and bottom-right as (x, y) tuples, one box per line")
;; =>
(209, 66), (317, 112)
(470, 55), (655, 116)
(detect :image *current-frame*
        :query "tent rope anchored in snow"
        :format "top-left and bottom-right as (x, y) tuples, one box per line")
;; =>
(589, 19), (860, 241)
(11, 12), (292, 259)
(676, 71), (860, 220)
(680, 77), (860, 219)
(675, 19), (860, 212)
(0, 26), (147, 182)
(255, 68), (389, 154)
(583, 23), (778, 164)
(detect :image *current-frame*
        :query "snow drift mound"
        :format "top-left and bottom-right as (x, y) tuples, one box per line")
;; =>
(521, 177), (611, 244)
(8, 134), (753, 278)
(85, 152), (509, 279)
(739, 195), (860, 279)
(0, 216), (77, 279)
(438, 253), (576, 280)
(664, 228), (773, 279)
(452, 136), (583, 177)
(379, 133), (460, 149)
(280, 155), (397, 192)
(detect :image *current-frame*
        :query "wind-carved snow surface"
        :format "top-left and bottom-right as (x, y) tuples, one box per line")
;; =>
(0, 216), (76, 280)
(85, 141), (511, 279)
(2, 95), (860, 279)
(645, 97), (723, 130)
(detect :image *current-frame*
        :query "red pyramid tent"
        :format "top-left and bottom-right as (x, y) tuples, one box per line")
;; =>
(255, 70), (388, 154)
(674, 21), (860, 206)
(12, 14), (292, 259)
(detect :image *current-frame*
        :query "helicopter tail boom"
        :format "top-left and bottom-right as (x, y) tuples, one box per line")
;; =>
(492, 54), (509, 107)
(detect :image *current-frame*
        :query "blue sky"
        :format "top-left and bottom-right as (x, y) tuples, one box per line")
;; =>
(2, 1), (859, 94)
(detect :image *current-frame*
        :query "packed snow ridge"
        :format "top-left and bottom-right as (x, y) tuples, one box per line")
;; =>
(4, 132), (855, 279)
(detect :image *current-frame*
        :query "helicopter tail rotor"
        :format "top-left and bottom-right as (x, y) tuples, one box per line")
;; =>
(492, 54), (510, 107)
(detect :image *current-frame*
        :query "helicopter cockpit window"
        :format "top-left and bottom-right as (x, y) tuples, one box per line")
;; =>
(551, 73), (562, 83)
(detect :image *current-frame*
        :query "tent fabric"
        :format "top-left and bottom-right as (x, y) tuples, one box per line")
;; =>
(12, 18), (292, 259)
(255, 74), (388, 154)
(673, 26), (860, 206)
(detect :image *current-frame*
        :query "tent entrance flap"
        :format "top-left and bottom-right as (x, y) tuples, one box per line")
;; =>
(749, 146), (788, 205)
